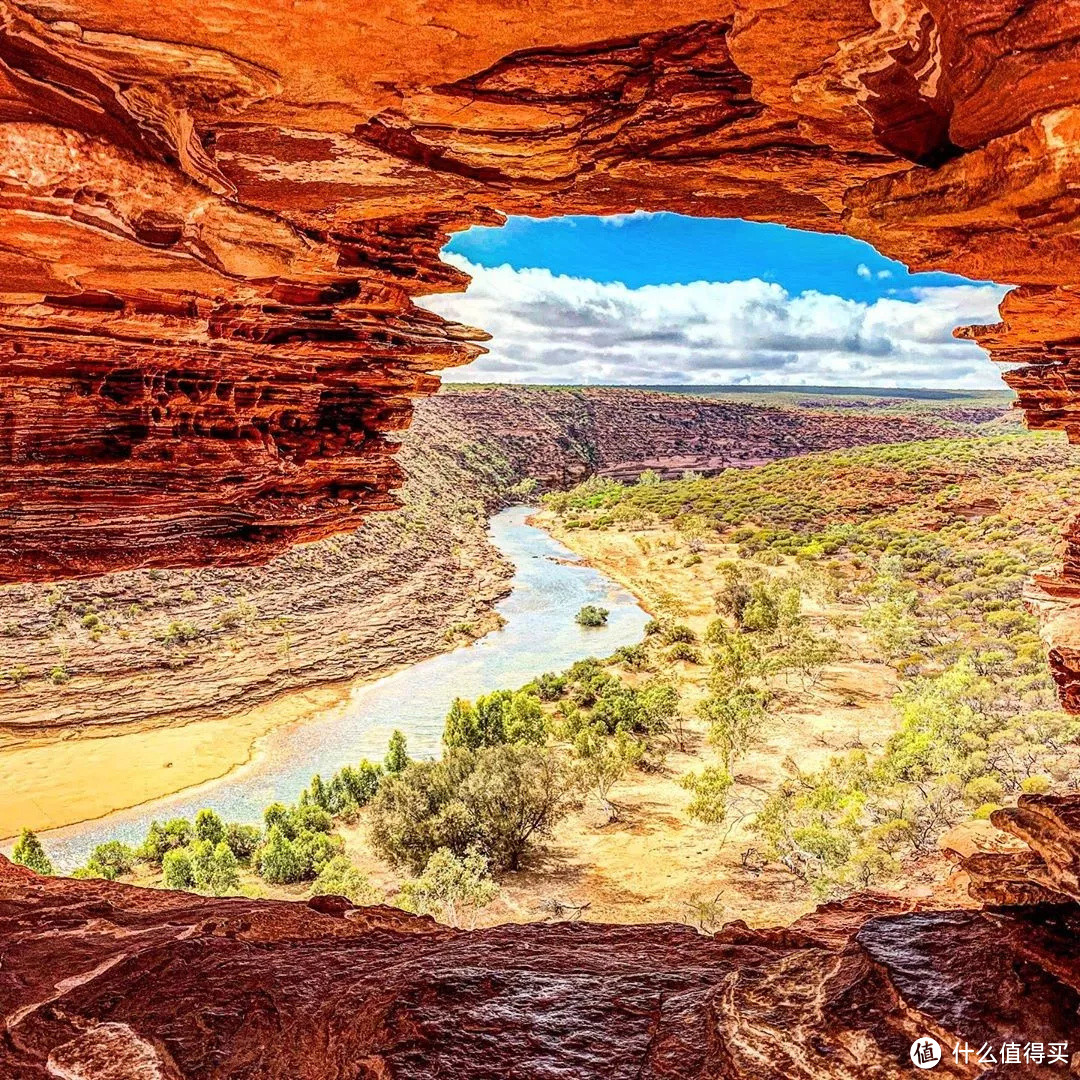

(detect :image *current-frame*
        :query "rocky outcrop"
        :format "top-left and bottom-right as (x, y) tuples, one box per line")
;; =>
(960, 794), (1080, 906)
(0, 387), (1006, 740)
(5, 805), (1080, 1080)
(0, 0), (1074, 590)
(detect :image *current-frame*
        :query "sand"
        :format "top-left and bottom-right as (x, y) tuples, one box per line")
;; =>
(1, 684), (351, 841)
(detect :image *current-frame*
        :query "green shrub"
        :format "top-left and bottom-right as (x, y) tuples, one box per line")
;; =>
(534, 672), (568, 700)
(312, 855), (378, 904)
(162, 847), (194, 889)
(258, 825), (304, 885)
(80, 840), (135, 881)
(293, 829), (344, 877)
(575, 605), (609, 627)
(443, 690), (545, 749)
(369, 745), (579, 873)
(666, 643), (701, 664)
(397, 847), (499, 926)
(225, 823), (262, 863)
(384, 730), (410, 775)
(680, 767), (733, 826)
(326, 761), (382, 814)
(194, 808), (226, 846)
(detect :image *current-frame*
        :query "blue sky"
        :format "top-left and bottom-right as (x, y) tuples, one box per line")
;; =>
(447, 213), (978, 303)
(423, 213), (1009, 388)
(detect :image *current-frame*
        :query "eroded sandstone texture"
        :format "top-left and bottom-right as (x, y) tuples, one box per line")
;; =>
(5, 809), (1080, 1080)
(0, 0), (1074, 587)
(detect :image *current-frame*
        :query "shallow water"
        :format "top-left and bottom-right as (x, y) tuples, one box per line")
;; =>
(38, 506), (649, 870)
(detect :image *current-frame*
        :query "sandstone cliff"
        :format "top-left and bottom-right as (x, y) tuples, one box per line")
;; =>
(0, 0), (1070, 585)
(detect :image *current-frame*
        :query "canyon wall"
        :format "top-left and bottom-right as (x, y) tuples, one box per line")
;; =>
(5, 794), (1080, 1078)
(0, 387), (1004, 740)
(5, 0), (1080, 701)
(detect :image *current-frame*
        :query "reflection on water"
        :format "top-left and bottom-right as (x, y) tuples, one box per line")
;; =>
(40, 506), (649, 869)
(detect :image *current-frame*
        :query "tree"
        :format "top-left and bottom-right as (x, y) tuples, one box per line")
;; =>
(700, 687), (768, 770)
(385, 730), (410, 775)
(461, 744), (580, 871)
(369, 745), (578, 873)
(575, 605), (609, 627)
(162, 847), (194, 889)
(443, 690), (546, 749)
(205, 841), (241, 895)
(862, 598), (921, 661)
(225, 822), (262, 863)
(258, 825), (304, 884)
(327, 761), (382, 814)
(575, 728), (642, 819)
(264, 802), (291, 835)
(781, 629), (842, 689)
(194, 808), (226, 847)
(81, 841), (135, 881)
(705, 626), (770, 688)
(189, 839), (217, 889)
(714, 561), (754, 622)
(136, 818), (193, 864)
(293, 829), (344, 877)
(290, 803), (333, 836)
(163, 818), (193, 849)
(312, 855), (378, 904)
(443, 697), (481, 749)
(680, 767), (733, 826)
(13, 828), (53, 875)
(367, 749), (478, 874)
(503, 691), (546, 744)
(305, 774), (330, 810)
(638, 679), (679, 736)
(397, 847), (499, 927)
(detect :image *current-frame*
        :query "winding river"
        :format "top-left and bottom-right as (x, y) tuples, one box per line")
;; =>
(39, 506), (649, 870)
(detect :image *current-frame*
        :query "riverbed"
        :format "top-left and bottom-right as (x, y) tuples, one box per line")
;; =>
(36, 506), (649, 870)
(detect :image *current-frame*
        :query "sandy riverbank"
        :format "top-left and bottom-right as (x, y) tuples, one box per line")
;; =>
(0, 684), (354, 842)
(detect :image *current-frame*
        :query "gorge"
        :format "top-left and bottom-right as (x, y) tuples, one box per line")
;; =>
(7, 0), (1080, 1075)
(0, 386), (1012, 843)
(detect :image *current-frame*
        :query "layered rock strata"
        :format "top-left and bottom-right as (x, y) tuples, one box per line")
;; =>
(4, 797), (1080, 1079)
(0, 387), (1005, 740)
(0, 0), (1075, 592)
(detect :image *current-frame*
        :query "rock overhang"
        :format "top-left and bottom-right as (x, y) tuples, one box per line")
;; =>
(3, 0), (1080, 692)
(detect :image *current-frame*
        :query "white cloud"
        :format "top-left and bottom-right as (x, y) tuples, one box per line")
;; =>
(877, 269), (893, 279)
(421, 255), (1010, 388)
(597, 211), (661, 227)
(856, 263), (873, 279)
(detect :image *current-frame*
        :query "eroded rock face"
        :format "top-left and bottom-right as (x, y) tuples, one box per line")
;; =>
(3, 849), (1080, 1079)
(0, 0), (1075, 584)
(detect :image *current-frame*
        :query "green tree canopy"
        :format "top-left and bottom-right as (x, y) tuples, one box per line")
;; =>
(13, 828), (53, 875)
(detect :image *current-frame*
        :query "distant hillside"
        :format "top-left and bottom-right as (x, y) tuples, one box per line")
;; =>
(447, 382), (1016, 406)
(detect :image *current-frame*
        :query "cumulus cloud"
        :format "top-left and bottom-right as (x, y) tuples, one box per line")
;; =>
(421, 255), (1009, 388)
(856, 263), (873, 279)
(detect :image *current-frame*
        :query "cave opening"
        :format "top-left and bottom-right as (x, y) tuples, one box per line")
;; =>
(422, 213), (1010, 393)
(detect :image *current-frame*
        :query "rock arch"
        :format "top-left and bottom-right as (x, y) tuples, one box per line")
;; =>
(1, 0), (1079, 688)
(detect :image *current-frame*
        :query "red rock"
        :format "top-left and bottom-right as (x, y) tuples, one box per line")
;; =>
(5, 852), (1080, 1079)
(0, 0), (1073, 593)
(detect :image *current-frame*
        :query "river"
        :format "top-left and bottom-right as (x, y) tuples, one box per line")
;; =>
(38, 506), (649, 870)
